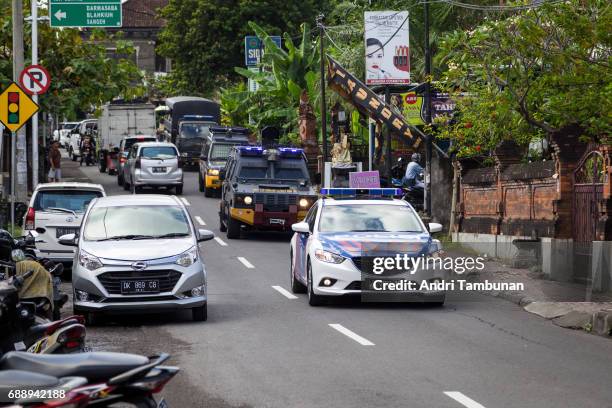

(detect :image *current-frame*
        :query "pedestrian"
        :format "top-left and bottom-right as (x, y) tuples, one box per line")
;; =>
(48, 141), (62, 182)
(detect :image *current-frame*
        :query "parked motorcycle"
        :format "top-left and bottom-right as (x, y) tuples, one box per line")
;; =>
(0, 352), (178, 407)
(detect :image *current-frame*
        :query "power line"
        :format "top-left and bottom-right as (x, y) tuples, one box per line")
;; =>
(439, 0), (565, 11)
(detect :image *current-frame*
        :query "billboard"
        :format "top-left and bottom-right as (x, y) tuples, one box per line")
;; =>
(364, 11), (410, 86)
(244, 35), (282, 66)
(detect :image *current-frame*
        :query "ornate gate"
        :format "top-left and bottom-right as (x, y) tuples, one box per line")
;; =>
(572, 149), (604, 282)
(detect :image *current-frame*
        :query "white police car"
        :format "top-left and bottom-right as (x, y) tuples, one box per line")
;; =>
(289, 188), (446, 306)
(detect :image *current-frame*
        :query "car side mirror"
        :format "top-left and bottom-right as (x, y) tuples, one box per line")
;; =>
(218, 170), (226, 181)
(58, 233), (78, 247)
(197, 229), (215, 242)
(292, 222), (310, 234)
(428, 223), (443, 233)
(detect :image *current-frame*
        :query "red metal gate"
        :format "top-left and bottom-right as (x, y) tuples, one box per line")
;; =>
(572, 150), (604, 282)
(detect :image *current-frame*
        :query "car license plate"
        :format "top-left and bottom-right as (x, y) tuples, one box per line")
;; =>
(153, 167), (166, 173)
(121, 280), (160, 294)
(56, 227), (78, 238)
(269, 218), (285, 225)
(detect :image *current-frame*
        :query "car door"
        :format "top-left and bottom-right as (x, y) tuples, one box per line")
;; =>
(124, 145), (136, 181)
(295, 203), (318, 282)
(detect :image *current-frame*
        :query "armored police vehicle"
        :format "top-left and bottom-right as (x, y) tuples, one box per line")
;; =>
(219, 146), (317, 239)
(198, 126), (250, 197)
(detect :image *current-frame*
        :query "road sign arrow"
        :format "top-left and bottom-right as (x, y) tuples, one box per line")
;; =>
(54, 10), (66, 21)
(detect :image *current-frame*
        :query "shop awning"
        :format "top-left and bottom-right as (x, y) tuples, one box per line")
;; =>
(326, 56), (422, 148)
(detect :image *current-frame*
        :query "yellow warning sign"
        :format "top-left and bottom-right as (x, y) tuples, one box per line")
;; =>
(0, 82), (39, 132)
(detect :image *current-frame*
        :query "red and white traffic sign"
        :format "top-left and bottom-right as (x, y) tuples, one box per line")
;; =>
(19, 65), (51, 95)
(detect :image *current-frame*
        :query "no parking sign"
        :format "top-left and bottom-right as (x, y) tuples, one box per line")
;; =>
(19, 65), (51, 95)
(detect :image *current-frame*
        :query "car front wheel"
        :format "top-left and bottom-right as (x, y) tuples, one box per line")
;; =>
(192, 303), (207, 321)
(290, 251), (306, 293)
(307, 260), (325, 306)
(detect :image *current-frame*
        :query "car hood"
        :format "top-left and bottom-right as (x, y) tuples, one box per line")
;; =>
(81, 237), (194, 261)
(318, 232), (431, 258)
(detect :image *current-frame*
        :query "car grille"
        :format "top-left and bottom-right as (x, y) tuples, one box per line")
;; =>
(351, 256), (413, 276)
(97, 270), (181, 295)
(102, 295), (178, 303)
(254, 193), (297, 211)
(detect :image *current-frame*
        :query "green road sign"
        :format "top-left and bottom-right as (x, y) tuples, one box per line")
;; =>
(50, 0), (122, 28)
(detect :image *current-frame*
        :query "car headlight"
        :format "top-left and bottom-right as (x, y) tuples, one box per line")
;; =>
(243, 196), (253, 205)
(181, 152), (188, 157)
(176, 246), (198, 267)
(208, 169), (219, 176)
(315, 249), (345, 264)
(299, 198), (309, 208)
(79, 250), (103, 271)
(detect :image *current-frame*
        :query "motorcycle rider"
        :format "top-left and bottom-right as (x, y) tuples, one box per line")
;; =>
(402, 152), (424, 189)
(79, 134), (94, 166)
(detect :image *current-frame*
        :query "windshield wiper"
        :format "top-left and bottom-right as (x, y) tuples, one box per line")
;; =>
(155, 233), (190, 239)
(97, 234), (155, 241)
(46, 207), (77, 217)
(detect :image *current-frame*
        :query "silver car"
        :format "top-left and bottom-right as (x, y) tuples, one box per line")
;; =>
(116, 135), (157, 186)
(59, 194), (214, 323)
(122, 142), (183, 195)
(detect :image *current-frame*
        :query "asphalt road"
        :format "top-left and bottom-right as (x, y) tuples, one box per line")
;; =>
(64, 158), (612, 408)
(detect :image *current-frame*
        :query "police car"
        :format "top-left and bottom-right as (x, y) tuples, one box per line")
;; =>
(289, 188), (446, 306)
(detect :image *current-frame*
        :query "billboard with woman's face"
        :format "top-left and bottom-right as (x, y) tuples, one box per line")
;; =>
(364, 11), (410, 86)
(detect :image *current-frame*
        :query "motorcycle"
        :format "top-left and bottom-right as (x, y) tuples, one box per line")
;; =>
(0, 264), (85, 356)
(391, 172), (425, 212)
(80, 146), (94, 167)
(0, 352), (178, 407)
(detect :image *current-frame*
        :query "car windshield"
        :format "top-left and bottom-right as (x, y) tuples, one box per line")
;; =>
(239, 166), (269, 179)
(275, 167), (306, 180)
(83, 205), (191, 241)
(125, 137), (155, 151)
(318, 204), (423, 233)
(140, 146), (177, 159)
(34, 190), (103, 213)
(62, 123), (78, 130)
(179, 123), (210, 139)
(210, 143), (238, 160)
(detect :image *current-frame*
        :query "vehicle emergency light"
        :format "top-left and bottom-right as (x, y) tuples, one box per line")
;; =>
(237, 146), (264, 156)
(320, 188), (403, 198)
(278, 147), (304, 158)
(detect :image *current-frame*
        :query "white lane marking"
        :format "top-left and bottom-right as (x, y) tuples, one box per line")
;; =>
(195, 216), (206, 226)
(237, 257), (255, 269)
(180, 197), (190, 206)
(444, 392), (487, 408)
(328, 324), (375, 346)
(272, 285), (298, 299)
(214, 237), (228, 247)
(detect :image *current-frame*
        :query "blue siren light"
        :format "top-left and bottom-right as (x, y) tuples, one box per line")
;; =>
(278, 147), (304, 157)
(320, 188), (403, 197)
(237, 146), (264, 156)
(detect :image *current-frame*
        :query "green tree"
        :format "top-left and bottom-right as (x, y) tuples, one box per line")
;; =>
(158, 0), (328, 96)
(436, 0), (612, 157)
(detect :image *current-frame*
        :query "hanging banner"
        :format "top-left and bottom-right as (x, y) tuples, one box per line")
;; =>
(327, 56), (420, 148)
(364, 11), (410, 86)
(393, 91), (424, 126)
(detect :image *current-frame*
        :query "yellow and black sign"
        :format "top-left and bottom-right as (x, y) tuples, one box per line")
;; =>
(0, 82), (39, 132)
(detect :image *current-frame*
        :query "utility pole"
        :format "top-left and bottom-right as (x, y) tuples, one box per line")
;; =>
(423, 1), (433, 218)
(317, 14), (328, 185)
(31, 0), (39, 188)
(12, 0), (27, 204)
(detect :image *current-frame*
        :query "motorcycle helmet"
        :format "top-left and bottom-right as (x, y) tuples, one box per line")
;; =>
(411, 153), (421, 162)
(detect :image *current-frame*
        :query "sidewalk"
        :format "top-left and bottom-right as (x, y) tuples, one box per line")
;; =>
(455, 246), (612, 337)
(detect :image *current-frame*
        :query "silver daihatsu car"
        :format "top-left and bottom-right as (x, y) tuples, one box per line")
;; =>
(59, 195), (213, 323)
(122, 142), (183, 195)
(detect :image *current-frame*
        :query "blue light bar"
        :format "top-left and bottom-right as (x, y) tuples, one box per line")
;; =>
(320, 188), (403, 197)
(237, 146), (264, 156)
(278, 147), (304, 157)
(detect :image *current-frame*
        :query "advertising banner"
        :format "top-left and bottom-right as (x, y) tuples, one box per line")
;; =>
(364, 11), (410, 86)
(349, 171), (381, 188)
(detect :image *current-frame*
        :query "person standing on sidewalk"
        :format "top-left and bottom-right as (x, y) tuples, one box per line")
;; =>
(48, 141), (62, 182)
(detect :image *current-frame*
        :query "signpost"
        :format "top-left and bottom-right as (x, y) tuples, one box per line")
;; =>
(244, 35), (281, 67)
(19, 65), (51, 96)
(50, 0), (122, 28)
(0, 83), (39, 236)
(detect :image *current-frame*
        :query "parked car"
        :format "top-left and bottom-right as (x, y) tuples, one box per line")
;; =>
(58, 194), (214, 322)
(116, 135), (157, 186)
(68, 119), (97, 161)
(53, 122), (79, 147)
(122, 142), (183, 195)
(23, 183), (106, 264)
